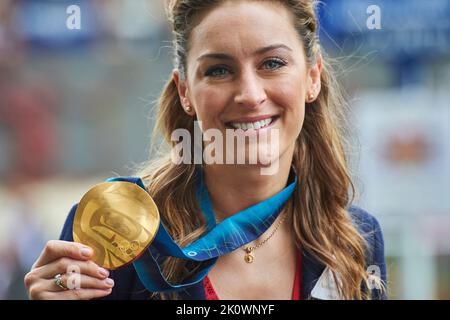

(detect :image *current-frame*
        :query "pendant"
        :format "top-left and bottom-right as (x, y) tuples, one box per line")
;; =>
(244, 248), (254, 263)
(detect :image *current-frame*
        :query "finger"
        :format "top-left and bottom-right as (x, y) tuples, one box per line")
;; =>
(43, 288), (113, 300)
(33, 240), (93, 269)
(33, 257), (109, 280)
(46, 274), (114, 292)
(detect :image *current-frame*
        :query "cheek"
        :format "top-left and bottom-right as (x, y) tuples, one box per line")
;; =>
(271, 79), (306, 128)
(192, 86), (229, 129)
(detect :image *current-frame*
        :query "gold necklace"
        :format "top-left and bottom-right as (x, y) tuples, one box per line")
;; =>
(243, 211), (287, 263)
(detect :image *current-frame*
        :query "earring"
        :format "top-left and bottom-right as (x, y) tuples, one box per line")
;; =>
(185, 105), (192, 113)
(308, 93), (315, 102)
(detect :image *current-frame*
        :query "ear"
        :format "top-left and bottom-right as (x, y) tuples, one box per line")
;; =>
(306, 53), (323, 102)
(172, 69), (195, 115)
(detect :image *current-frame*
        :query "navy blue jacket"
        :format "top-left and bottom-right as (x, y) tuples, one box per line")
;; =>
(60, 203), (387, 300)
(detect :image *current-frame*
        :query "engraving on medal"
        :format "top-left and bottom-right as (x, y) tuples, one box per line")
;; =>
(73, 181), (160, 270)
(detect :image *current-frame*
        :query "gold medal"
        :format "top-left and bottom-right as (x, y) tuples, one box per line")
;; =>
(73, 181), (160, 270)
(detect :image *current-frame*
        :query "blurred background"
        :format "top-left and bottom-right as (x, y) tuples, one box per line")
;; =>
(0, 0), (448, 299)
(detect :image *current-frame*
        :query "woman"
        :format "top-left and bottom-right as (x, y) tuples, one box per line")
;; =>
(25, 0), (387, 300)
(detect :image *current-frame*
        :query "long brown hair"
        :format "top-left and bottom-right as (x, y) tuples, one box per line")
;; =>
(135, 0), (375, 299)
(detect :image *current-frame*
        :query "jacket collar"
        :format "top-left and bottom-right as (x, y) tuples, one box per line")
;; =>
(300, 249), (326, 300)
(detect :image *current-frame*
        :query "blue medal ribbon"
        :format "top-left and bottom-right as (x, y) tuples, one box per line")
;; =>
(107, 168), (297, 293)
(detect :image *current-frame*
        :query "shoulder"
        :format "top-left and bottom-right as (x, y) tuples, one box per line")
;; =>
(348, 205), (383, 237)
(59, 203), (77, 242)
(347, 205), (385, 259)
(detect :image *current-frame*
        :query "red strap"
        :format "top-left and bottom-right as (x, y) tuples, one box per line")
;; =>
(292, 251), (302, 300)
(203, 252), (302, 300)
(203, 274), (219, 300)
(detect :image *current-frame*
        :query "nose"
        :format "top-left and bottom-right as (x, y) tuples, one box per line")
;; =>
(234, 69), (267, 109)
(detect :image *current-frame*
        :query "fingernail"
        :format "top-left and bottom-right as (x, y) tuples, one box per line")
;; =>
(81, 247), (92, 257)
(105, 278), (114, 286)
(98, 268), (109, 277)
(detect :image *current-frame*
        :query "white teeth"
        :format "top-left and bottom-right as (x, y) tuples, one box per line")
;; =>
(229, 117), (274, 130)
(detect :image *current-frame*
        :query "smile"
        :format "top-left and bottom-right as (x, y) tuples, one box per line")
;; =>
(226, 116), (279, 131)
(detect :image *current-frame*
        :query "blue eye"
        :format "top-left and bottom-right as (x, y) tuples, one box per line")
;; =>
(262, 58), (287, 70)
(204, 58), (287, 78)
(205, 66), (230, 77)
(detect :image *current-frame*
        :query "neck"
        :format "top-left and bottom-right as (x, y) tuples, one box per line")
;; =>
(203, 154), (294, 222)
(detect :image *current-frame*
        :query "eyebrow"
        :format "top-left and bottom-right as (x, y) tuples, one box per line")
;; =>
(196, 43), (293, 61)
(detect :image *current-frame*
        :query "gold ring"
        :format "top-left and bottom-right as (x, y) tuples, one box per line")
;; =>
(54, 273), (69, 291)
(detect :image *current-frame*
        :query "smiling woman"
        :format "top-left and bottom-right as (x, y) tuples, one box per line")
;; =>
(25, 0), (387, 300)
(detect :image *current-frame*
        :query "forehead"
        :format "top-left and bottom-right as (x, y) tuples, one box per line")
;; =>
(188, 0), (302, 59)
